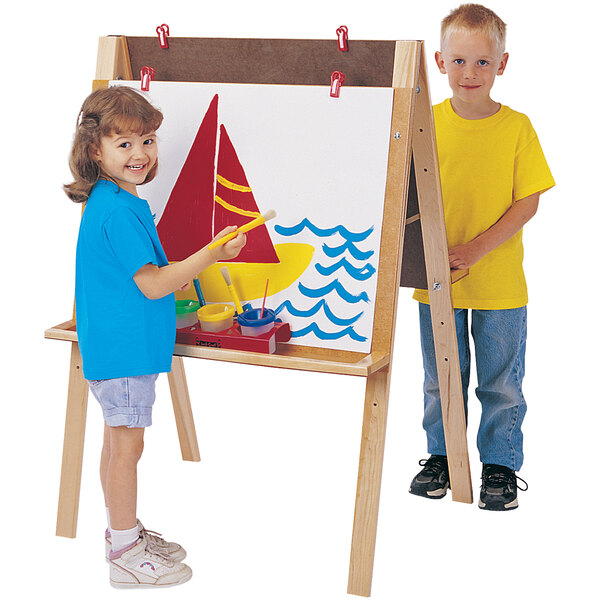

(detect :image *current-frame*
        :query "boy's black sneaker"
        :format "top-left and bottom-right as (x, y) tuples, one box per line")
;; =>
(409, 455), (450, 499)
(478, 464), (528, 511)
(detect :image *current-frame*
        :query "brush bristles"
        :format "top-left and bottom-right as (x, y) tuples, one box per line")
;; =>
(220, 266), (232, 286)
(262, 209), (277, 221)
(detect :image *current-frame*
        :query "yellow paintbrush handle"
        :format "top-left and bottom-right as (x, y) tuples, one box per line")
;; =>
(208, 215), (266, 250)
(227, 284), (244, 315)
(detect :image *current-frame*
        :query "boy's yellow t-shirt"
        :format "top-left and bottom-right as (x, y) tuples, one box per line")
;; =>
(413, 99), (555, 310)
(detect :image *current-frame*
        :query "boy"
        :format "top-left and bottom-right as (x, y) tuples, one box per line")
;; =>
(409, 4), (554, 510)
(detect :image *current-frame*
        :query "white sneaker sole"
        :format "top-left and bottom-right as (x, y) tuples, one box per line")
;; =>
(109, 569), (193, 589)
(109, 563), (193, 590)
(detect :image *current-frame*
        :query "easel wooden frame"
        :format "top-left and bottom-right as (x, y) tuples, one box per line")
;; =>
(45, 36), (472, 597)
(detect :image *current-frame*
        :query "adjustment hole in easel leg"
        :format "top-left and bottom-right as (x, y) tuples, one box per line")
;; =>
(424, 168), (428, 172)
(373, 403), (377, 407)
(444, 357), (448, 362)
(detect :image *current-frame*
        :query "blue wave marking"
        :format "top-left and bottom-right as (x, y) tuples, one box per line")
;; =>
(323, 240), (374, 261)
(274, 218), (374, 243)
(298, 280), (369, 304)
(291, 322), (367, 342)
(315, 258), (375, 281)
(275, 299), (363, 326)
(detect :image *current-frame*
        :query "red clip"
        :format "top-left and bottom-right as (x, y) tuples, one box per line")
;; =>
(330, 71), (345, 98)
(140, 66), (155, 91)
(336, 25), (349, 51)
(156, 24), (169, 49)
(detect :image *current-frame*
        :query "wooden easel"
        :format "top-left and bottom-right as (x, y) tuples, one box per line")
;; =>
(45, 36), (471, 597)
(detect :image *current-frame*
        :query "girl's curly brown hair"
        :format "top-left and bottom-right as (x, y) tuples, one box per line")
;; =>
(63, 86), (163, 203)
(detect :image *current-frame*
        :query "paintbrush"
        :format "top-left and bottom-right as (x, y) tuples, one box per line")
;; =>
(193, 278), (205, 307)
(220, 266), (244, 315)
(208, 209), (277, 250)
(261, 279), (269, 319)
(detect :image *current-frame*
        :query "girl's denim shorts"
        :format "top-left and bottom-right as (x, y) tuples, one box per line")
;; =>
(87, 374), (159, 428)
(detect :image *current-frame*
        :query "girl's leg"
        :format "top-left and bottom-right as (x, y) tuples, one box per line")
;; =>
(89, 376), (157, 549)
(419, 303), (471, 454)
(472, 307), (527, 471)
(105, 426), (145, 531)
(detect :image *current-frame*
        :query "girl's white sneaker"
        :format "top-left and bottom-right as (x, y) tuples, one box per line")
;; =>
(108, 535), (192, 589)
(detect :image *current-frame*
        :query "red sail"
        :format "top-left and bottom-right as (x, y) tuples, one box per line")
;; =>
(214, 124), (279, 264)
(157, 95), (218, 262)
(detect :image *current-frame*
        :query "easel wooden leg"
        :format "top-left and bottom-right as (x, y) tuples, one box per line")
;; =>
(56, 342), (88, 538)
(348, 368), (390, 597)
(411, 43), (473, 504)
(427, 298), (472, 503)
(167, 356), (200, 462)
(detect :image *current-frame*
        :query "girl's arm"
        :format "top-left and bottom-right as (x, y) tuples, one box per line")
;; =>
(133, 226), (246, 300)
(448, 192), (540, 270)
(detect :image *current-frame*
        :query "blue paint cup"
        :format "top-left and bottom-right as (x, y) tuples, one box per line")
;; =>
(237, 308), (276, 337)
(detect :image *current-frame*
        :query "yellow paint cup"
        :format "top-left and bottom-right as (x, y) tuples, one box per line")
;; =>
(197, 304), (235, 333)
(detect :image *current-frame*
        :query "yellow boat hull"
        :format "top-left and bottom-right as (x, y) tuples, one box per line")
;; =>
(175, 243), (315, 305)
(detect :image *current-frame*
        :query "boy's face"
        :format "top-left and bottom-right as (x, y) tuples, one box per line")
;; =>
(435, 30), (508, 109)
(94, 130), (158, 196)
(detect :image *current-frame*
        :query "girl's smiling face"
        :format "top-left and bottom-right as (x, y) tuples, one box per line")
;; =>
(435, 30), (508, 117)
(94, 130), (158, 195)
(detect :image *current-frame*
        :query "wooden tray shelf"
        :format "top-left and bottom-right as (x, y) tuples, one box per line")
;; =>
(45, 320), (389, 377)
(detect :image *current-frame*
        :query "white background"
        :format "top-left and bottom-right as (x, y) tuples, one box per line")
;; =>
(2, 1), (597, 599)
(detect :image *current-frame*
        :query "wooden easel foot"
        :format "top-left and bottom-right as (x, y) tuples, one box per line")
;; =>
(348, 368), (391, 597)
(168, 356), (200, 462)
(56, 343), (88, 538)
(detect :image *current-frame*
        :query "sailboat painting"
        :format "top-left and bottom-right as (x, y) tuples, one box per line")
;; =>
(111, 81), (394, 353)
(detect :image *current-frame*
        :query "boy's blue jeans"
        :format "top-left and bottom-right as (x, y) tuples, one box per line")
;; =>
(419, 303), (527, 471)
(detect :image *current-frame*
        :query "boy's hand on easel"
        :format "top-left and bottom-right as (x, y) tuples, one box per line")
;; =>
(448, 240), (485, 270)
(449, 194), (540, 271)
(210, 226), (247, 261)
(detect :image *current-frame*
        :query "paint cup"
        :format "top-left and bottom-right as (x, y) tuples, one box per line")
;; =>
(237, 308), (277, 337)
(176, 300), (200, 329)
(197, 303), (235, 332)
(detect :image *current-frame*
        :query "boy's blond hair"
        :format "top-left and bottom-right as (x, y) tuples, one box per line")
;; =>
(441, 4), (506, 54)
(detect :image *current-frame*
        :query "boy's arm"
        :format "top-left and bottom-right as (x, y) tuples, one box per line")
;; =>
(448, 193), (539, 270)
(133, 226), (246, 300)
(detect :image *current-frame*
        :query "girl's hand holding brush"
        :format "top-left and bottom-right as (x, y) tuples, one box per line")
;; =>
(209, 226), (247, 261)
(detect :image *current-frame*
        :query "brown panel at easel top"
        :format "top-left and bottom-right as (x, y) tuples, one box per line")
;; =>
(125, 37), (397, 86)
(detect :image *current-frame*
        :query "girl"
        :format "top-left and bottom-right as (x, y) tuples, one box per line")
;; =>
(64, 86), (246, 588)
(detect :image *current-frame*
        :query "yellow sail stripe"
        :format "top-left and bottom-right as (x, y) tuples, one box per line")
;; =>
(217, 174), (252, 193)
(214, 195), (261, 219)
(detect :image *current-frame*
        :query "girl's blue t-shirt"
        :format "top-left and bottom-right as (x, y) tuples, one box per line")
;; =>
(75, 180), (175, 380)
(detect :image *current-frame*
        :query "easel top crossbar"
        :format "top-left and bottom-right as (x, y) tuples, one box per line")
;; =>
(97, 36), (422, 89)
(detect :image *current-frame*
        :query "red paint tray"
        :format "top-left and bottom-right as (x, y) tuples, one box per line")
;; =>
(175, 321), (291, 354)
